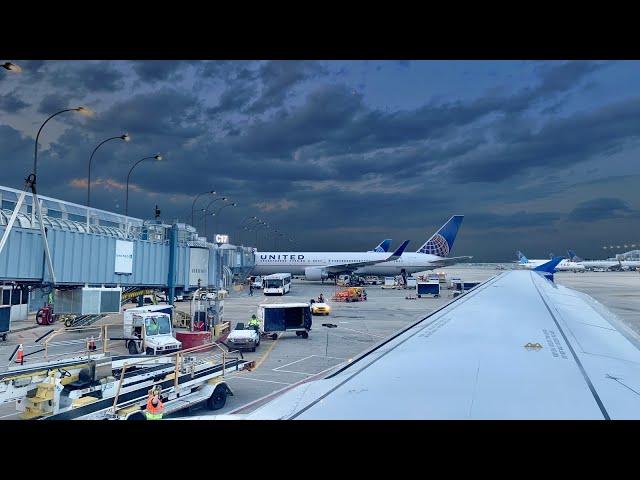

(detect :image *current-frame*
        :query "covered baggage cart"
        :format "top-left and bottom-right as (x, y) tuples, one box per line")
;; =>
(258, 303), (312, 339)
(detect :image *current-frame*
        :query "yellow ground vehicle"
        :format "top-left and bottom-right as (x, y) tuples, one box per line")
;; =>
(310, 302), (331, 315)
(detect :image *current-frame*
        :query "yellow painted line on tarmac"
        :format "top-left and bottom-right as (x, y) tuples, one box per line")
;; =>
(252, 336), (279, 371)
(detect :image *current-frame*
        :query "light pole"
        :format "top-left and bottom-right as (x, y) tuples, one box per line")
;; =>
(87, 134), (130, 208)
(2, 62), (22, 72)
(237, 216), (258, 245)
(0, 105), (93, 285)
(202, 196), (227, 230)
(191, 190), (216, 227)
(34, 107), (93, 178)
(212, 202), (237, 239)
(125, 154), (162, 216)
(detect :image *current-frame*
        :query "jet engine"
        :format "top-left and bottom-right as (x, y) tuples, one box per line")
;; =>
(304, 267), (328, 281)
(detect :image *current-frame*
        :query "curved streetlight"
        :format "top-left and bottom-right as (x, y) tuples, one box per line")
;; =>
(2, 62), (22, 72)
(212, 202), (237, 239)
(237, 216), (258, 245)
(125, 154), (162, 216)
(34, 107), (93, 178)
(191, 190), (217, 227)
(201, 196), (227, 235)
(87, 133), (130, 208)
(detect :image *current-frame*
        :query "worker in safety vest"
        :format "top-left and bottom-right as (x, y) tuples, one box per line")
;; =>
(248, 314), (260, 333)
(145, 389), (164, 420)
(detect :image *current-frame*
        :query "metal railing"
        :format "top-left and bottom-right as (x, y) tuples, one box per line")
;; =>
(110, 341), (237, 414)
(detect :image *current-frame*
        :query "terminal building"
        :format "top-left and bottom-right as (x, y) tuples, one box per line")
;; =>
(0, 184), (255, 320)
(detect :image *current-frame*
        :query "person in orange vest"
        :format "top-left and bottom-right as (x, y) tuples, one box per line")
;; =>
(145, 388), (164, 420)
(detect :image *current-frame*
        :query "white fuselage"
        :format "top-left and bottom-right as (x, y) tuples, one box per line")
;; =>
(517, 259), (586, 271)
(252, 251), (445, 277)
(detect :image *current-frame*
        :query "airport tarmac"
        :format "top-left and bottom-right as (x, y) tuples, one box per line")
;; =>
(1, 266), (638, 419)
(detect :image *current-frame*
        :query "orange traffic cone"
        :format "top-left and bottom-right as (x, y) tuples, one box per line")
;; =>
(15, 344), (24, 364)
(88, 336), (96, 351)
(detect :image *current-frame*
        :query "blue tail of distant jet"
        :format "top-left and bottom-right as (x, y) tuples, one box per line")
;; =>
(416, 215), (464, 257)
(567, 249), (583, 262)
(370, 239), (392, 253)
(516, 251), (529, 264)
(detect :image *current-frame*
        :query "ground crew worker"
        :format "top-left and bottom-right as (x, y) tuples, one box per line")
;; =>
(249, 282), (254, 296)
(318, 293), (325, 303)
(248, 314), (260, 333)
(145, 389), (164, 420)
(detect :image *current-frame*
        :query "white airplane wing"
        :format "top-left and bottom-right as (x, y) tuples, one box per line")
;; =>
(422, 255), (473, 268)
(323, 240), (411, 274)
(244, 270), (640, 419)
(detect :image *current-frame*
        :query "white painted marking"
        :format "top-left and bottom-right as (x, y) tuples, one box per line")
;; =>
(230, 376), (292, 385)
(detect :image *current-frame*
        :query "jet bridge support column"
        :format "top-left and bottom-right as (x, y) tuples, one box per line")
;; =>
(168, 224), (178, 308)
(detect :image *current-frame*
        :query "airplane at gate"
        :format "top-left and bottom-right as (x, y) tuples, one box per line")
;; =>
(251, 216), (471, 280)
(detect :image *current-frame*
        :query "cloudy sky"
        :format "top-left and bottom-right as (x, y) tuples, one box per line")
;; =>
(1, 60), (639, 261)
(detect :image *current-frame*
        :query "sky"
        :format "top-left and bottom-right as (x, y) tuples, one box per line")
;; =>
(1, 60), (639, 261)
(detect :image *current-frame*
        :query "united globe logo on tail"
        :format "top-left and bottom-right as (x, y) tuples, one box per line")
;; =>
(418, 233), (450, 257)
(416, 215), (464, 258)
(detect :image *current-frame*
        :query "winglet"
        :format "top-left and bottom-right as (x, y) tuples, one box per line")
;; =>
(533, 256), (564, 273)
(387, 240), (410, 260)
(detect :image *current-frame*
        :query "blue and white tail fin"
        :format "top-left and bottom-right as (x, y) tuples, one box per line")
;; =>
(567, 249), (583, 262)
(370, 239), (392, 253)
(533, 256), (564, 282)
(516, 251), (529, 264)
(416, 215), (464, 257)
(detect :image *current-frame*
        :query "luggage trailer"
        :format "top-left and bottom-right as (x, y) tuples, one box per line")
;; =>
(1, 339), (253, 420)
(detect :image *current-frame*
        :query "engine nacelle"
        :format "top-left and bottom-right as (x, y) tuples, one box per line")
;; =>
(304, 267), (328, 281)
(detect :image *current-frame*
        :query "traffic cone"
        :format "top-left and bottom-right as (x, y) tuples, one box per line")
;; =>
(15, 344), (24, 364)
(88, 336), (96, 351)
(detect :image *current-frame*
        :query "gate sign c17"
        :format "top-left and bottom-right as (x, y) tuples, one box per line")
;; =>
(115, 240), (134, 274)
(215, 234), (229, 244)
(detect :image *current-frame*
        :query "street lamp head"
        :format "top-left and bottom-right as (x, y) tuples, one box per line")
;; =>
(2, 62), (22, 72)
(75, 106), (94, 116)
(154, 154), (162, 161)
(231, 203), (237, 207)
(121, 133), (131, 142)
(222, 196), (228, 201)
(210, 190), (217, 194)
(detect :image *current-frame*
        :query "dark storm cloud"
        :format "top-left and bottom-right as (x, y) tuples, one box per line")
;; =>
(464, 211), (563, 230)
(86, 88), (205, 139)
(448, 97), (640, 183)
(48, 62), (125, 93)
(0, 91), (29, 113)
(231, 61), (605, 163)
(568, 197), (635, 222)
(38, 93), (76, 114)
(207, 82), (255, 116)
(247, 61), (327, 113)
(131, 61), (196, 83)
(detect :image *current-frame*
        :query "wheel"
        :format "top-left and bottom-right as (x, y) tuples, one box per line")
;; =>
(1, 334), (6, 341)
(127, 341), (139, 355)
(301, 331), (309, 339)
(256, 337), (260, 347)
(206, 386), (228, 410)
(295, 331), (302, 336)
(127, 411), (147, 420)
(271, 333), (278, 340)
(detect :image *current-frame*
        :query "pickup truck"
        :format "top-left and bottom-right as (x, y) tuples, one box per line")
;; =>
(226, 323), (261, 352)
